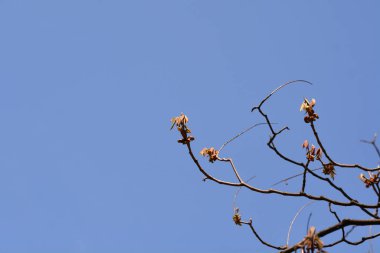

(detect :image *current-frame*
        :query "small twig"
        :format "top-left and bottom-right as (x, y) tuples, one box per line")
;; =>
(311, 122), (380, 172)
(219, 123), (270, 152)
(251, 80), (312, 112)
(306, 212), (312, 234)
(266, 126), (304, 167)
(345, 226), (356, 237)
(301, 161), (310, 193)
(307, 166), (378, 219)
(271, 168), (323, 187)
(218, 157), (244, 183)
(345, 231), (380, 246)
(361, 133), (380, 159)
(328, 202), (346, 241)
(232, 175), (256, 211)
(242, 220), (287, 250)
(286, 201), (315, 246)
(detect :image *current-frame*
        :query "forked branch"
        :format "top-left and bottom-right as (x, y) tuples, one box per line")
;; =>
(171, 81), (380, 252)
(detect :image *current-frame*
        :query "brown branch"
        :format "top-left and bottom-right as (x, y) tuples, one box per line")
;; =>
(328, 203), (345, 240)
(218, 157), (243, 183)
(200, 144), (380, 208)
(185, 142), (242, 187)
(241, 220), (287, 250)
(316, 219), (380, 242)
(251, 80), (312, 112)
(281, 219), (380, 253)
(172, 80), (380, 253)
(310, 122), (380, 172)
(186, 139), (380, 209)
(301, 161), (310, 193)
(305, 166), (379, 219)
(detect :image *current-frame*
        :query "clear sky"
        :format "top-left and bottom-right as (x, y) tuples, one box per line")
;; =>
(0, 1), (379, 252)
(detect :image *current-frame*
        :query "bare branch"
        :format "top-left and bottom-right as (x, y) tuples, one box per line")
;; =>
(172, 80), (380, 252)
(251, 80), (312, 112)
(281, 219), (380, 253)
(233, 175), (256, 210)
(361, 133), (380, 159)
(241, 219), (287, 250)
(311, 122), (380, 172)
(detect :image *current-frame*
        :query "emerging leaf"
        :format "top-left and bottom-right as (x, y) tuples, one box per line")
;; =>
(200, 147), (219, 163)
(232, 213), (242, 226)
(323, 163), (336, 180)
(316, 148), (322, 160)
(302, 140), (309, 149)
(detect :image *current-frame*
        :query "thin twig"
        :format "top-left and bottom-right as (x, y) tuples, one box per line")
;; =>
(218, 157), (244, 183)
(242, 220), (287, 250)
(361, 133), (380, 159)
(301, 161), (310, 193)
(286, 201), (315, 246)
(282, 219), (380, 253)
(173, 80), (380, 253)
(345, 226), (355, 237)
(251, 80), (312, 112)
(219, 123), (270, 152)
(271, 168), (323, 187)
(232, 175), (256, 211)
(311, 122), (380, 172)
(306, 212), (312, 234)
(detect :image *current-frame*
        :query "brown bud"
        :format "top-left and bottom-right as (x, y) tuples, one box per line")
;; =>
(316, 148), (322, 160)
(310, 145), (316, 155)
(307, 153), (315, 161)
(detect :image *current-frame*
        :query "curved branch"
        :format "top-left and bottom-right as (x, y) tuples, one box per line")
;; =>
(184, 141), (380, 209)
(310, 122), (380, 172)
(173, 79), (380, 252)
(251, 80), (312, 112)
(242, 220), (287, 250)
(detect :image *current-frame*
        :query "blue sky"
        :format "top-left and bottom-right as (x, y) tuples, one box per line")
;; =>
(0, 1), (379, 252)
